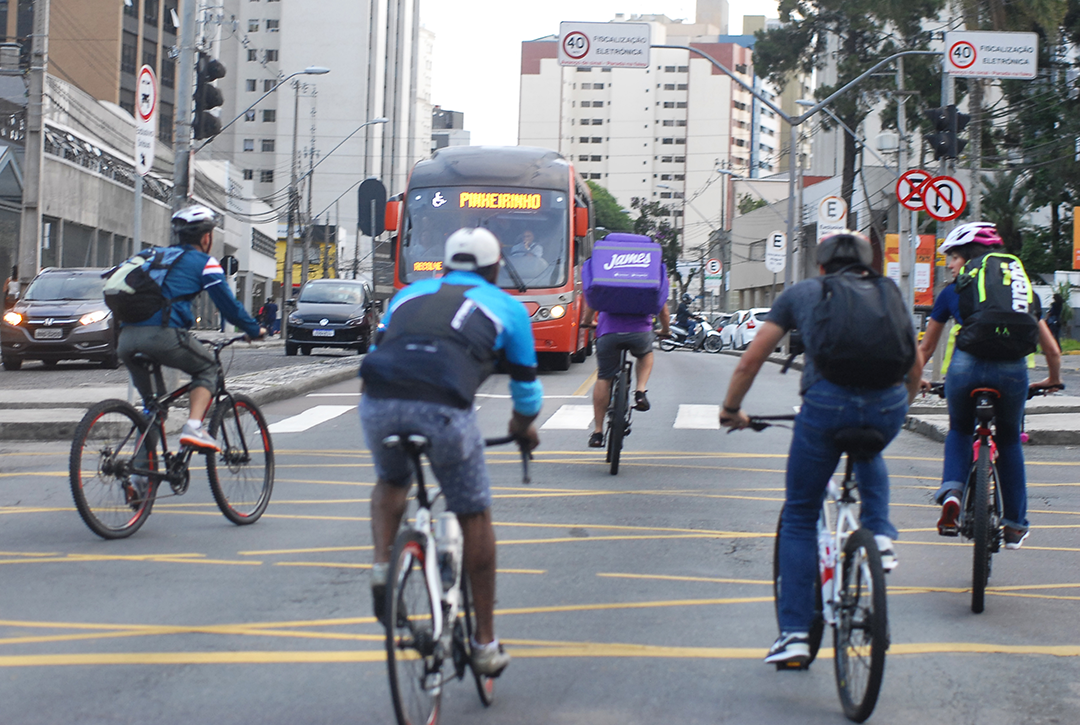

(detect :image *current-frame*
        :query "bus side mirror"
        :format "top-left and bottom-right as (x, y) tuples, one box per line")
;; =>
(385, 200), (401, 232)
(574, 207), (588, 238)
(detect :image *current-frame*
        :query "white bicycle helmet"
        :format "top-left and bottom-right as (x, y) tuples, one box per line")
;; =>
(171, 204), (217, 243)
(937, 222), (1003, 255)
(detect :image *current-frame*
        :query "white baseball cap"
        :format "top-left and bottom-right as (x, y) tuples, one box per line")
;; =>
(443, 227), (501, 271)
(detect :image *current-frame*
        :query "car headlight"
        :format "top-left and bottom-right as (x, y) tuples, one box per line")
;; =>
(288, 313), (303, 325)
(79, 310), (109, 326)
(548, 305), (566, 319)
(345, 317), (366, 327)
(2, 311), (21, 326)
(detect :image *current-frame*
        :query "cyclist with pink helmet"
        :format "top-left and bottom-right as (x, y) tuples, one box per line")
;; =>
(918, 222), (1062, 549)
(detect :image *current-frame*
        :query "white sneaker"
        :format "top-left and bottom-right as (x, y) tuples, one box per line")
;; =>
(470, 639), (510, 677)
(764, 632), (810, 666)
(875, 535), (898, 572)
(180, 422), (220, 452)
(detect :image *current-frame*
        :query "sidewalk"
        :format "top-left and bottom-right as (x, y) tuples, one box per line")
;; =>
(0, 333), (360, 441)
(722, 349), (1080, 445)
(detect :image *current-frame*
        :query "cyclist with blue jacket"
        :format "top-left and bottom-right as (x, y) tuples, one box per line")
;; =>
(361, 227), (542, 678)
(117, 205), (264, 452)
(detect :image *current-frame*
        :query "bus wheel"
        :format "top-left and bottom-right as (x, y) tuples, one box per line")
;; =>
(544, 352), (571, 371)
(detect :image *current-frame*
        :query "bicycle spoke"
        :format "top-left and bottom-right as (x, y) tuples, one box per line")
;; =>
(833, 528), (887, 723)
(207, 395), (274, 524)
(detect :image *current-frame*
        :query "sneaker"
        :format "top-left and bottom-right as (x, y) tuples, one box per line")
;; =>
(371, 562), (389, 627)
(179, 422), (220, 453)
(875, 535), (898, 572)
(588, 431), (604, 448)
(764, 632), (810, 666)
(470, 639), (511, 677)
(1003, 526), (1029, 550)
(634, 390), (651, 411)
(937, 493), (961, 536)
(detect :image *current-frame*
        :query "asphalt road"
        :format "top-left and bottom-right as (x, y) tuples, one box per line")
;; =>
(1, 350), (1078, 724)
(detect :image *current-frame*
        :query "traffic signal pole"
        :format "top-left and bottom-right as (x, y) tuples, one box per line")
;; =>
(172, 0), (197, 212)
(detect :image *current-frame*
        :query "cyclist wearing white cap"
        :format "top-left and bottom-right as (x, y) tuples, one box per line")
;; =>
(360, 226), (542, 677)
(116, 205), (265, 452)
(918, 222), (1061, 549)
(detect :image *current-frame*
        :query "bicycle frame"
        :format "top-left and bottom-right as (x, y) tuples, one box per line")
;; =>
(819, 459), (861, 625)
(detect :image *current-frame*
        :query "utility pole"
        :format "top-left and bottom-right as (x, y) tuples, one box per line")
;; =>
(281, 80), (300, 341)
(17, 0), (49, 287)
(172, 0), (197, 211)
(961, 1), (982, 221)
(301, 85), (316, 286)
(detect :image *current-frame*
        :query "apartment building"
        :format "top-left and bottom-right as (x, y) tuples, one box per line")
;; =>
(519, 13), (781, 256)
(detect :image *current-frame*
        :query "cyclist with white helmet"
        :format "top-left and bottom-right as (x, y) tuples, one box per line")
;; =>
(918, 222), (1061, 548)
(116, 205), (265, 452)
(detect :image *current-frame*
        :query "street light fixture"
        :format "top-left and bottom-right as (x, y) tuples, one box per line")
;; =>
(201, 66), (331, 147)
(795, 99), (897, 174)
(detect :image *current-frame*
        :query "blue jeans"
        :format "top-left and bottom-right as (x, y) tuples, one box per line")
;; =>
(776, 380), (909, 632)
(935, 350), (1029, 530)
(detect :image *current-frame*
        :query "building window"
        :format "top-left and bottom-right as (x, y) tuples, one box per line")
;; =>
(591, 101), (604, 108)
(246, 79), (257, 92)
(662, 138), (673, 145)
(675, 138), (686, 144)
(580, 118), (590, 125)
(663, 102), (674, 109)
(664, 65), (675, 72)
(662, 119), (674, 126)
(591, 137), (601, 143)
(676, 119), (686, 127)
(264, 79), (275, 91)
(260, 170), (274, 183)
(265, 49), (278, 62)
(261, 139), (275, 152)
(579, 136), (590, 143)
(664, 84), (675, 90)
(578, 155), (589, 162)
(248, 19), (259, 32)
(144, 0), (159, 26)
(266, 19), (279, 31)
(660, 174), (671, 180)
(580, 83), (590, 89)
(592, 119), (602, 125)
(576, 67), (591, 72)
(661, 156), (673, 163)
(247, 49), (258, 61)
(673, 210), (683, 217)
(119, 88), (135, 115)
(676, 102), (686, 108)
(158, 102), (173, 144)
(673, 174), (684, 180)
(161, 57), (175, 88)
(243, 169), (254, 180)
(124, 0), (138, 18)
(121, 32), (137, 74)
(660, 192), (671, 198)
(143, 45), (157, 72)
(590, 155), (601, 161)
(735, 63), (748, 74)
(678, 66), (688, 72)
(674, 156), (685, 162)
(243, 139), (254, 151)
(676, 84), (688, 91)
(262, 109), (276, 122)
(589, 173), (601, 179)
(244, 110), (256, 122)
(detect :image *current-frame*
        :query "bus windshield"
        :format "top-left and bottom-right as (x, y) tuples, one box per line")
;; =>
(400, 186), (569, 289)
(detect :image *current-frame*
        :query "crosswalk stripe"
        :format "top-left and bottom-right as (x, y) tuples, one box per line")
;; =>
(269, 405), (356, 434)
(541, 405), (595, 430)
(674, 404), (720, 430)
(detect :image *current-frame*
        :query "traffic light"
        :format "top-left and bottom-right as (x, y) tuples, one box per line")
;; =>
(924, 104), (970, 160)
(193, 52), (226, 140)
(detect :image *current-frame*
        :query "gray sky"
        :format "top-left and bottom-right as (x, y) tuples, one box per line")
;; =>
(421, 1), (779, 146)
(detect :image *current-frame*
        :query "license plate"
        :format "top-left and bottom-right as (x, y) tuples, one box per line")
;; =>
(34, 328), (63, 339)
(312, 329), (334, 338)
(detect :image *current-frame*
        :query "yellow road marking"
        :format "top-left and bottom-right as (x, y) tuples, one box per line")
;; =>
(597, 572), (772, 586)
(572, 369), (598, 397)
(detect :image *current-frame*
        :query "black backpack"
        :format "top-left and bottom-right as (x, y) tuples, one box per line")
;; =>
(102, 247), (191, 324)
(805, 265), (916, 389)
(955, 252), (1040, 360)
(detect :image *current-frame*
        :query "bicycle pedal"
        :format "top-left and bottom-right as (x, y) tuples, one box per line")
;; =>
(775, 660), (810, 672)
(937, 525), (959, 537)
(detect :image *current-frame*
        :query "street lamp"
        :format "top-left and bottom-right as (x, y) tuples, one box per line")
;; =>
(204, 66), (330, 147)
(281, 114), (389, 343)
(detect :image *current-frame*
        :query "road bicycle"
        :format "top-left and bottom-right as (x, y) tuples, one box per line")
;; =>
(926, 381), (1063, 613)
(746, 415), (889, 723)
(603, 347), (633, 475)
(383, 433), (529, 725)
(69, 335), (274, 539)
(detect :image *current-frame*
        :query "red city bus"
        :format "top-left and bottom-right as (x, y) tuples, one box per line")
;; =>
(384, 146), (593, 370)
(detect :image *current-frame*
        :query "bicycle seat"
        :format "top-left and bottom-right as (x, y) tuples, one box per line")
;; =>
(130, 353), (157, 370)
(970, 387), (1000, 400)
(832, 427), (886, 460)
(381, 434), (430, 452)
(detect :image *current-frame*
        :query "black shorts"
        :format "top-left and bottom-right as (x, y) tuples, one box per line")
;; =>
(596, 331), (654, 380)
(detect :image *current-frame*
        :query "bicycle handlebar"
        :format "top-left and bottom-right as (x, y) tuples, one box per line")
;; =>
(924, 382), (1064, 400)
(736, 414), (796, 433)
(483, 435), (532, 485)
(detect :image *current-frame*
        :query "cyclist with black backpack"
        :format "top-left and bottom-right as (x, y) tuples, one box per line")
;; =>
(719, 230), (923, 666)
(112, 205), (265, 452)
(918, 222), (1062, 549)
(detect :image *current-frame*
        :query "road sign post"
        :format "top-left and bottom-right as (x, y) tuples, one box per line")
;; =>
(134, 65), (157, 251)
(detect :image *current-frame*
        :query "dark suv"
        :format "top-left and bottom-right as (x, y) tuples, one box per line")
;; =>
(285, 278), (377, 356)
(1, 267), (118, 370)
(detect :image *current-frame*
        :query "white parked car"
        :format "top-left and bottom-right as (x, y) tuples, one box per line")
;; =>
(719, 310), (749, 350)
(734, 307), (771, 350)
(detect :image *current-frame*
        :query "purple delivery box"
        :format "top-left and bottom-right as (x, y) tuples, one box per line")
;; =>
(582, 233), (666, 314)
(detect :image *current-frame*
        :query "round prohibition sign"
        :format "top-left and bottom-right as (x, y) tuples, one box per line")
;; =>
(923, 176), (967, 222)
(705, 258), (722, 275)
(896, 170), (932, 212)
(950, 40), (977, 70)
(563, 31), (590, 60)
(136, 65), (157, 123)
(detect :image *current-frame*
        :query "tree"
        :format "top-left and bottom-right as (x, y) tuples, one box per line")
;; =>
(586, 181), (633, 233)
(630, 197), (684, 292)
(737, 193), (768, 216)
(979, 171), (1027, 253)
(753, 0), (945, 209)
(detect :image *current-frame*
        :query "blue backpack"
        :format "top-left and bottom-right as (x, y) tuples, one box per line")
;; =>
(582, 233), (666, 315)
(102, 247), (191, 324)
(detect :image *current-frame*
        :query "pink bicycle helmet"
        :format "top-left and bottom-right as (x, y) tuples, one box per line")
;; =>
(937, 222), (1003, 255)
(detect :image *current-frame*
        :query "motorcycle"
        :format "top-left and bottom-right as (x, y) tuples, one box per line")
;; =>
(659, 315), (723, 353)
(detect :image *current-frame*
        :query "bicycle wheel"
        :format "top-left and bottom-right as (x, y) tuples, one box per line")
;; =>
(206, 394), (275, 525)
(971, 436), (993, 614)
(834, 527), (888, 723)
(460, 572), (496, 707)
(69, 400), (157, 539)
(607, 364), (629, 475)
(386, 530), (442, 725)
(771, 511), (824, 666)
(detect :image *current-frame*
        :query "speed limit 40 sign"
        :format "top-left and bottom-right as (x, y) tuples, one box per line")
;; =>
(558, 22), (651, 69)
